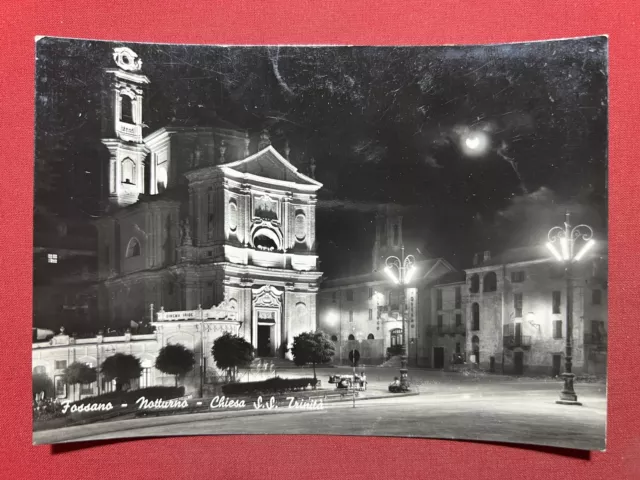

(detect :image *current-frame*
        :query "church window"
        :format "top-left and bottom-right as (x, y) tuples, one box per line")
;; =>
(120, 94), (134, 123)
(121, 158), (136, 185)
(126, 238), (141, 258)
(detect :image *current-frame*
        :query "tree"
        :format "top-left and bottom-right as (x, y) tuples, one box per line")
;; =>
(291, 331), (336, 385)
(33, 372), (54, 399)
(155, 344), (196, 387)
(63, 362), (97, 400)
(211, 333), (254, 382)
(101, 353), (142, 392)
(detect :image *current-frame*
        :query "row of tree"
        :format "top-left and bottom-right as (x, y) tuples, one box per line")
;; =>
(34, 331), (337, 399)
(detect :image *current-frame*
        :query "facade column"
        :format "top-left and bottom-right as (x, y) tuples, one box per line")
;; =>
(138, 152), (145, 194)
(114, 151), (121, 197)
(150, 153), (156, 195)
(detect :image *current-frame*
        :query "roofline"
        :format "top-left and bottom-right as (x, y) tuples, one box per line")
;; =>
(320, 257), (454, 290)
(435, 280), (466, 288)
(144, 125), (249, 146)
(464, 252), (609, 273)
(221, 146), (323, 189)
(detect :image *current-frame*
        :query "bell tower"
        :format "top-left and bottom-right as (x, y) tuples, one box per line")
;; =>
(372, 206), (404, 272)
(102, 47), (150, 208)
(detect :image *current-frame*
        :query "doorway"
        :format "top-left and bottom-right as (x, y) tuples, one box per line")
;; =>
(433, 347), (445, 369)
(514, 351), (524, 375)
(552, 354), (562, 377)
(257, 325), (273, 357)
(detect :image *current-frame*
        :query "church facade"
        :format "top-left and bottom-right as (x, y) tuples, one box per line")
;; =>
(94, 47), (323, 358)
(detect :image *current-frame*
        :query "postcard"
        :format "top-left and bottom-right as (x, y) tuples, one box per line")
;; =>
(32, 36), (607, 449)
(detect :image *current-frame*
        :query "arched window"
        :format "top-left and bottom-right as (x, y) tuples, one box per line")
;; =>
(121, 158), (136, 185)
(470, 274), (480, 294)
(483, 271), (497, 292)
(126, 238), (141, 258)
(331, 335), (338, 342)
(471, 302), (480, 331)
(348, 334), (355, 341)
(390, 328), (403, 346)
(367, 333), (375, 340)
(120, 94), (134, 123)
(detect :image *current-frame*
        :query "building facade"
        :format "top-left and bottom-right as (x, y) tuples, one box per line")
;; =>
(94, 47), (322, 358)
(317, 209), (456, 366)
(32, 300), (244, 400)
(464, 246), (607, 376)
(423, 273), (467, 370)
(33, 213), (99, 337)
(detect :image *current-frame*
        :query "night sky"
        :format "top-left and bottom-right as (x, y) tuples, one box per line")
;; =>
(34, 37), (608, 278)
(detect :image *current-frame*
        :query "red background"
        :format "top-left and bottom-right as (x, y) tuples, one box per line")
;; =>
(1, 1), (639, 478)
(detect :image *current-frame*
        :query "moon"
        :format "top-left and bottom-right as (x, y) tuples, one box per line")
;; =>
(465, 135), (480, 150)
(461, 130), (490, 156)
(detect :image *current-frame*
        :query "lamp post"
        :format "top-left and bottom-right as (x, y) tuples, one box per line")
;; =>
(546, 212), (595, 406)
(374, 291), (384, 333)
(198, 304), (205, 399)
(384, 245), (417, 388)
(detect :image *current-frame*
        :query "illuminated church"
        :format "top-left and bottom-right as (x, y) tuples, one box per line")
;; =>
(95, 47), (323, 357)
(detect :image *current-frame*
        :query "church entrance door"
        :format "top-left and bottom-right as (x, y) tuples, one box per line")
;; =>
(257, 324), (274, 357)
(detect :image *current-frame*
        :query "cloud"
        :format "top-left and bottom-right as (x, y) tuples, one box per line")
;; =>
(490, 187), (606, 247)
(424, 155), (443, 168)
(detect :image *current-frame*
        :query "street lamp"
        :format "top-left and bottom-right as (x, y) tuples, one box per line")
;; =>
(384, 245), (417, 388)
(546, 212), (595, 406)
(374, 291), (384, 332)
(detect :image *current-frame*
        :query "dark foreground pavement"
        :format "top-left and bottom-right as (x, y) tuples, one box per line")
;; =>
(34, 373), (606, 450)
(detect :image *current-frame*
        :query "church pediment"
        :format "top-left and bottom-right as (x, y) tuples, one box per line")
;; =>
(252, 285), (283, 308)
(221, 146), (322, 191)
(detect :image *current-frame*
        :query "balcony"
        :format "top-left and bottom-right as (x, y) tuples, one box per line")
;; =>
(584, 333), (607, 348)
(503, 335), (532, 349)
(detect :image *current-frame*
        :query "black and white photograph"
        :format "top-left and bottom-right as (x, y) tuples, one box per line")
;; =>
(32, 36), (608, 450)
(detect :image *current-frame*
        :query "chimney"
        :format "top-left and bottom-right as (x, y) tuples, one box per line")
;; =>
(483, 250), (491, 262)
(473, 253), (480, 266)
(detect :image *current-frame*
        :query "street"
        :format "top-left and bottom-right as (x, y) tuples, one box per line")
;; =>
(35, 368), (606, 450)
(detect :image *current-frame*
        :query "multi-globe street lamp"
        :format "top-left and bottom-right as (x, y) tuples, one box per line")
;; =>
(545, 212), (595, 406)
(383, 245), (417, 387)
